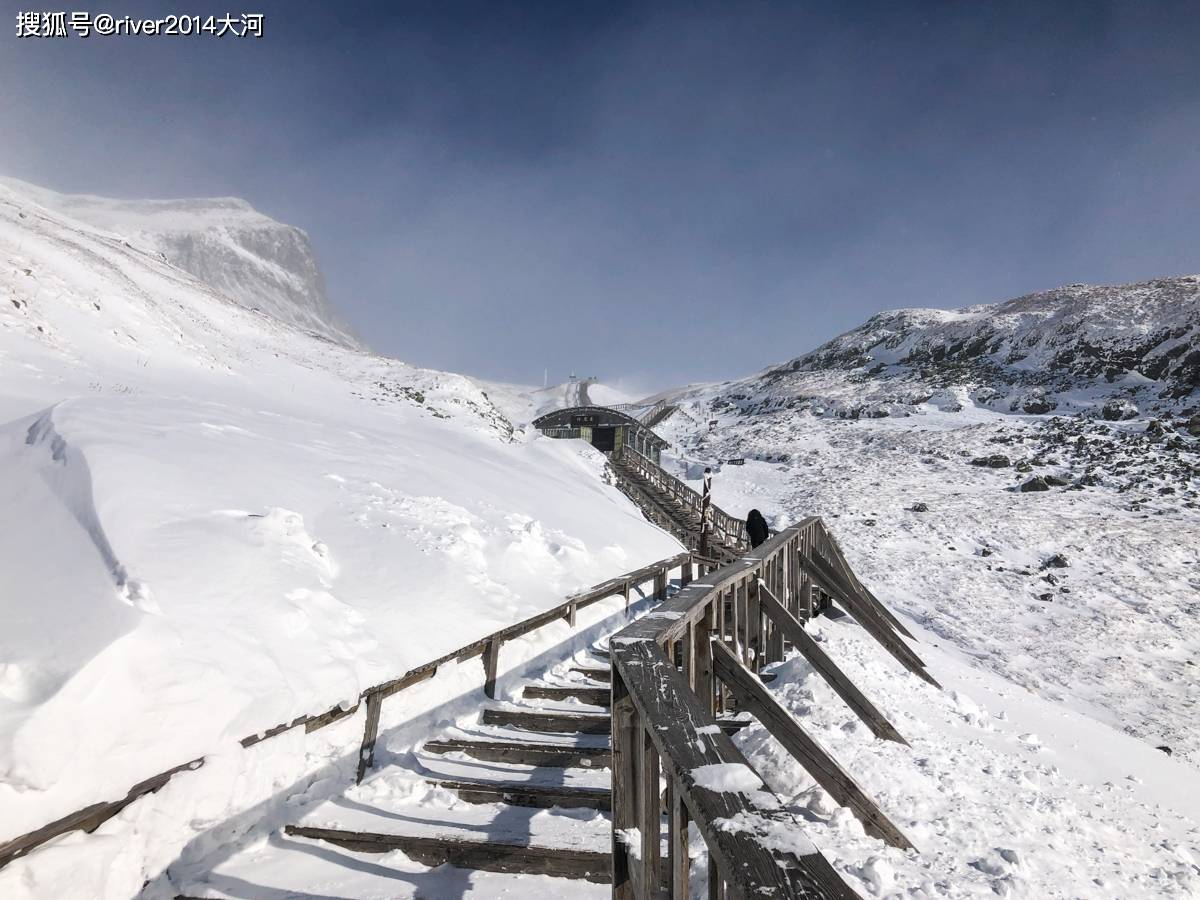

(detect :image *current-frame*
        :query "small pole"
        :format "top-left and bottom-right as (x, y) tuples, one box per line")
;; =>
(699, 466), (712, 557)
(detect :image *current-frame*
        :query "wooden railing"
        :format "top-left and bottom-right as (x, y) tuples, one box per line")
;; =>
(611, 517), (930, 899)
(636, 400), (668, 424)
(615, 445), (748, 552)
(0, 552), (693, 871)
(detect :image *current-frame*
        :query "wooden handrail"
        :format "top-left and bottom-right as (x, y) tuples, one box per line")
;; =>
(610, 518), (925, 898)
(0, 551), (693, 871)
(614, 445), (748, 551)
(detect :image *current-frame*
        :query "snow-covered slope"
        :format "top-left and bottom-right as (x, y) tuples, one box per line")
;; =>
(633, 279), (1200, 897)
(0, 176), (358, 347)
(0, 180), (680, 897)
(718, 277), (1200, 422)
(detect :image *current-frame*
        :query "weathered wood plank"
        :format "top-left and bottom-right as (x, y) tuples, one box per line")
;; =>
(823, 552), (913, 641)
(481, 708), (611, 734)
(522, 684), (611, 706)
(639, 724), (661, 895)
(571, 666), (612, 682)
(483, 638), (502, 699)
(422, 738), (611, 768)
(0, 758), (203, 869)
(612, 673), (638, 900)
(758, 583), (908, 746)
(803, 553), (939, 688)
(285, 826), (613, 883)
(428, 778), (610, 810)
(668, 777), (689, 899)
(304, 700), (360, 733)
(819, 528), (915, 639)
(356, 690), (384, 784)
(711, 640), (914, 850)
(613, 639), (860, 900)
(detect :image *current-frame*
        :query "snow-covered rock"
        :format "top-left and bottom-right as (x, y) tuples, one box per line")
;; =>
(701, 276), (1199, 422)
(0, 176), (357, 347)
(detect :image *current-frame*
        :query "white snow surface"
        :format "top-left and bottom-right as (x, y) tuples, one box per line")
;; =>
(0, 179), (680, 896)
(691, 762), (765, 793)
(651, 395), (1200, 897)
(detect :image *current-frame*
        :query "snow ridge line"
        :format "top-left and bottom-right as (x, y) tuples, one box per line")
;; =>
(0, 551), (692, 871)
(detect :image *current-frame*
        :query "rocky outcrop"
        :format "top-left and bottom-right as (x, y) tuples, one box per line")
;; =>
(0, 177), (358, 347)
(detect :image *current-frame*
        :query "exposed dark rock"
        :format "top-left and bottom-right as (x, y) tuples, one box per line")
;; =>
(910, 502), (929, 512)
(1042, 553), (1070, 569)
(1022, 396), (1057, 415)
(1020, 477), (1050, 492)
(971, 454), (1011, 468)
(1101, 398), (1139, 421)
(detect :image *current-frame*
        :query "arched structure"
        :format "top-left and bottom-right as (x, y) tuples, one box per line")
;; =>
(533, 405), (669, 464)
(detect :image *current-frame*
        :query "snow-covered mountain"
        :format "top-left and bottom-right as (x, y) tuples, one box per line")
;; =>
(0, 178), (680, 898)
(722, 276), (1199, 423)
(0, 177), (358, 347)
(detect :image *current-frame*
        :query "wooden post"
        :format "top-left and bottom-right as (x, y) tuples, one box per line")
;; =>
(355, 691), (383, 784)
(709, 858), (724, 900)
(729, 580), (739, 667)
(565, 599), (577, 628)
(696, 601), (716, 715)
(682, 622), (696, 690)
(483, 639), (501, 700)
(640, 726), (661, 893)
(746, 575), (761, 672)
(668, 777), (689, 899)
(612, 673), (638, 899)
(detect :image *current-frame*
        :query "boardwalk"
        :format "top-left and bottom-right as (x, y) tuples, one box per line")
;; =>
(2, 409), (931, 899)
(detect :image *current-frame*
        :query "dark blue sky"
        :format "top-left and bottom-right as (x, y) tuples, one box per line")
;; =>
(3, 1), (1199, 389)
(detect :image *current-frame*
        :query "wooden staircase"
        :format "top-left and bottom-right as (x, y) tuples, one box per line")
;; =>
(609, 453), (743, 562)
(175, 634), (755, 896)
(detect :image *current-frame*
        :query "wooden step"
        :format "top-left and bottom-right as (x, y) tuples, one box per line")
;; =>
(429, 778), (611, 811)
(523, 685), (610, 706)
(482, 708), (611, 734)
(569, 666), (611, 682)
(285, 825), (611, 883)
(423, 738), (611, 768)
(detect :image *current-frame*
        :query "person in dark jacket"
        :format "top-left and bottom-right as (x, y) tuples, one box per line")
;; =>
(746, 509), (769, 548)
